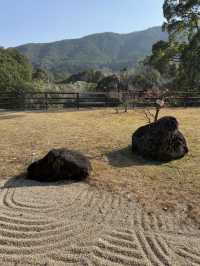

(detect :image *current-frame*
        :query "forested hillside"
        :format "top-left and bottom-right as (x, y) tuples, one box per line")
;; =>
(16, 26), (168, 77)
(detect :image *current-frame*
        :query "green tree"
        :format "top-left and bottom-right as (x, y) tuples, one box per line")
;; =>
(144, 40), (181, 77)
(149, 0), (200, 91)
(178, 31), (200, 90)
(0, 48), (33, 93)
(163, 0), (200, 41)
(32, 68), (49, 82)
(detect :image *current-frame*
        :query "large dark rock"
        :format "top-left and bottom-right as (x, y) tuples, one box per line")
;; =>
(27, 148), (92, 182)
(132, 116), (188, 162)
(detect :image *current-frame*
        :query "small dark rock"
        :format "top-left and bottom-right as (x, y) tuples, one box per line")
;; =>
(132, 116), (188, 162)
(27, 148), (92, 182)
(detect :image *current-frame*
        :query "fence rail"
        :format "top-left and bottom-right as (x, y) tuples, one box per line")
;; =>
(0, 91), (200, 110)
(0, 92), (118, 110)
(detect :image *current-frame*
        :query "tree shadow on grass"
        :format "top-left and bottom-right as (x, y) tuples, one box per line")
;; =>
(0, 114), (25, 120)
(106, 146), (163, 168)
(1, 172), (81, 190)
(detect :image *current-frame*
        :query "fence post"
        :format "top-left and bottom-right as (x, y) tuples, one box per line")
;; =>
(104, 93), (107, 108)
(132, 93), (135, 109)
(76, 93), (80, 110)
(23, 93), (26, 111)
(184, 96), (187, 108)
(45, 92), (48, 111)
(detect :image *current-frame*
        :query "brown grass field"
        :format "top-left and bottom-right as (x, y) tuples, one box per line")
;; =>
(0, 107), (200, 224)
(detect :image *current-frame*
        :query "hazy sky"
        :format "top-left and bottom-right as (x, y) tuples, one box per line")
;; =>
(1, 0), (164, 47)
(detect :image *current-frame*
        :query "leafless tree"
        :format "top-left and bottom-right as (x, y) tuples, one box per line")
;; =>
(144, 98), (165, 124)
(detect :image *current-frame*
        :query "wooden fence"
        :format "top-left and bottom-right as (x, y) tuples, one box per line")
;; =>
(0, 92), (119, 110)
(118, 90), (200, 108)
(0, 91), (200, 110)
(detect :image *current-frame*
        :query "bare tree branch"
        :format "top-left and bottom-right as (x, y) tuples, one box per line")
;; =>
(144, 109), (155, 124)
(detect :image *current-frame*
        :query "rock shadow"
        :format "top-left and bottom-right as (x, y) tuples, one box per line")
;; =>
(106, 146), (163, 168)
(1, 172), (83, 190)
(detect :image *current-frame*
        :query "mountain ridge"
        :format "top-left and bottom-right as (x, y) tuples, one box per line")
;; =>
(16, 26), (168, 77)
(15, 26), (162, 46)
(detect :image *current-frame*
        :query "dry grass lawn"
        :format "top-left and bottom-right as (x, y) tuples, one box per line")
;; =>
(0, 108), (200, 224)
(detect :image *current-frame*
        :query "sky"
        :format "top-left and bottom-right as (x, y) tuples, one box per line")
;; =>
(1, 0), (164, 48)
